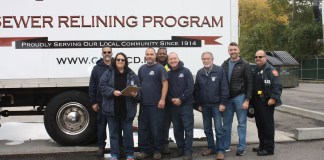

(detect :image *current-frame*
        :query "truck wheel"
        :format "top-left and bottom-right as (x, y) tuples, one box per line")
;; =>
(44, 91), (97, 146)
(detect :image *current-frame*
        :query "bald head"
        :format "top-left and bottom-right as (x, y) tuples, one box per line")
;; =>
(168, 52), (180, 69)
(255, 50), (267, 67)
(145, 47), (157, 65)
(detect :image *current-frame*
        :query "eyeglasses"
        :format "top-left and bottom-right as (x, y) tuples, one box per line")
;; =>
(255, 56), (264, 59)
(102, 51), (112, 54)
(116, 58), (126, 62)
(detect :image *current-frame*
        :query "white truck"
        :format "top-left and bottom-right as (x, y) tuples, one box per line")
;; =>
(0, 0), (238, 145)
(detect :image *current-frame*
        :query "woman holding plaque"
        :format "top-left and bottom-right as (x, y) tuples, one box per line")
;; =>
(100, 52), (141, 160)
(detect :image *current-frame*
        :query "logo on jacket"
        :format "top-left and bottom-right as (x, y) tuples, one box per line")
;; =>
(264, 80), (271, 84)
(149, 71), (155, 75)
(212, 76), (217, 81)
(178, 73), (184, 78)
(272, 70), (279, 76)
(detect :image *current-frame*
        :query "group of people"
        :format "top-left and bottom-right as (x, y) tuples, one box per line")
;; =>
(88, 42), (282, 160)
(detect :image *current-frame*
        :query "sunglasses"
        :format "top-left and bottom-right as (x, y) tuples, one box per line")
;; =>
(116, 58), (126, 62)
(255, 56), (264, 59)
(102, 51), (112, 54)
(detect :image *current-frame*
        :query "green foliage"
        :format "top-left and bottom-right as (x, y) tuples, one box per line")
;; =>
(286, 23), (322, 59)
(239, 0), (323, 61)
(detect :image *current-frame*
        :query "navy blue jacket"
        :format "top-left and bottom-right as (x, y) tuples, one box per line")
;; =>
(88, 58), (111, 105)
(166, 61), (194, 105)
(194, 64), (229, 106)
(253, 62), (282, 106)
(100, 67), (141, 119)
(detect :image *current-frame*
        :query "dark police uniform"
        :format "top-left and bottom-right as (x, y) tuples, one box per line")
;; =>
(252, 62), (282, 154)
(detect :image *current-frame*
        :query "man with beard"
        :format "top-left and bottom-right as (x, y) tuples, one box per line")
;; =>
(89, 46), (113, 156)
(136, 47), (168, 160)
(221, 42), (253, 156)
(194, 51), (229, 160)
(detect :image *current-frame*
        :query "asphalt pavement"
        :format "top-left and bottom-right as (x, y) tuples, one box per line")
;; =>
(0, 82), (324, 160)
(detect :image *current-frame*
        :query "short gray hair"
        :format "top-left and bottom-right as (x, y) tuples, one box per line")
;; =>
(201, 51), (214, 60)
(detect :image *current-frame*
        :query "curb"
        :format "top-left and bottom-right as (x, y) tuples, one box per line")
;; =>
(277, 104), (324, 141)
(276, 104), (324, 122)
(294, 127), (324, 140)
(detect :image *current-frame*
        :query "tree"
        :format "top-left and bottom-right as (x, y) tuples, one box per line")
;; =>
(239, 0), (323, 61)
(239, 0), (286, 61)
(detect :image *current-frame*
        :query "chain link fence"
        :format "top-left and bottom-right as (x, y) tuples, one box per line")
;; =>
(300, 58), (324, 80)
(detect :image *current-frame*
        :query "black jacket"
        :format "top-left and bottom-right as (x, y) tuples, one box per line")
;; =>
(253, 62), (282, 106)
(166, 61), (194, 105)
(194, 64), (229, 106)
(221, 58), (253, 100)
(88, 58), (111, 105)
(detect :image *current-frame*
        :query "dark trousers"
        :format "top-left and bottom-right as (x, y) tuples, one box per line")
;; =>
(254, 99), (275, 151)
(98, 104), (108, 148)
(162, 105), (173, 148)
(138, 105), (164, 153)
(107, 115), (134, 157)
(171, 104), (194, 155)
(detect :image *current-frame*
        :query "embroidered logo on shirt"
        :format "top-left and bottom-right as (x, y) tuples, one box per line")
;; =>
(178, 73), (184, 78)
(272, 70), (279, 76)
(212, 76), (217, 81)
(149, 71), (155, 75)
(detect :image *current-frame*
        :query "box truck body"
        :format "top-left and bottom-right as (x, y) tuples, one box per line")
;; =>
(0, 0), (238, 145)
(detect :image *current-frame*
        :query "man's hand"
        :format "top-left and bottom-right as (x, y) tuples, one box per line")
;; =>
(268, 98), (276, 106)
(130, 91), (137, 97)
(158, 99), (165, 109)
(92, 103), (99, 112)
(171, 98), (182, 106)
(242, 100), (249, 110)
(198, 106), (202, 112)
(219, 104), (225, 112)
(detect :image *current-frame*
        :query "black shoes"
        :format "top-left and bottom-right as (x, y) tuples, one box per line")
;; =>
(257, 149), (274, 156)
(252, 147), (262, 152)
(161, 147), (172, 154)
(97, 147), (105, 156)
(172, 149), (184, 158)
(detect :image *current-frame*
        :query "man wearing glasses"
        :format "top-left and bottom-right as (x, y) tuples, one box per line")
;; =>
(194, 51), (229, 160)
(89, 46), (113, 156)
(251, 50), (282, 156)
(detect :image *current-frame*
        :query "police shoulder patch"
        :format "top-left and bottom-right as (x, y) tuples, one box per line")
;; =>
(272, 70), (279, 76)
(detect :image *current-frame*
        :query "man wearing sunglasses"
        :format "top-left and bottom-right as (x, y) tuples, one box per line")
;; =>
(89, 46), (113, 156)
(251, 50), (282, 156)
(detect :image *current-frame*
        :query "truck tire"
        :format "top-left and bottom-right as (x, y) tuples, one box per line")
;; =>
(44, 90), (97, 146)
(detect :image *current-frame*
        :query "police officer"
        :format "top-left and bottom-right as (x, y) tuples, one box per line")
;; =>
(252, 50), (282, 156)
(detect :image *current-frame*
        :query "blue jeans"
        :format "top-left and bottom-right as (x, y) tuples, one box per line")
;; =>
(223, 94), (247, 151)
(98, 103), (108, 148)
(171, 104), (194, 155)
(138, 105), (164, 153)
(107, 115), (134, 158)
(202, 104), (225, 153)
